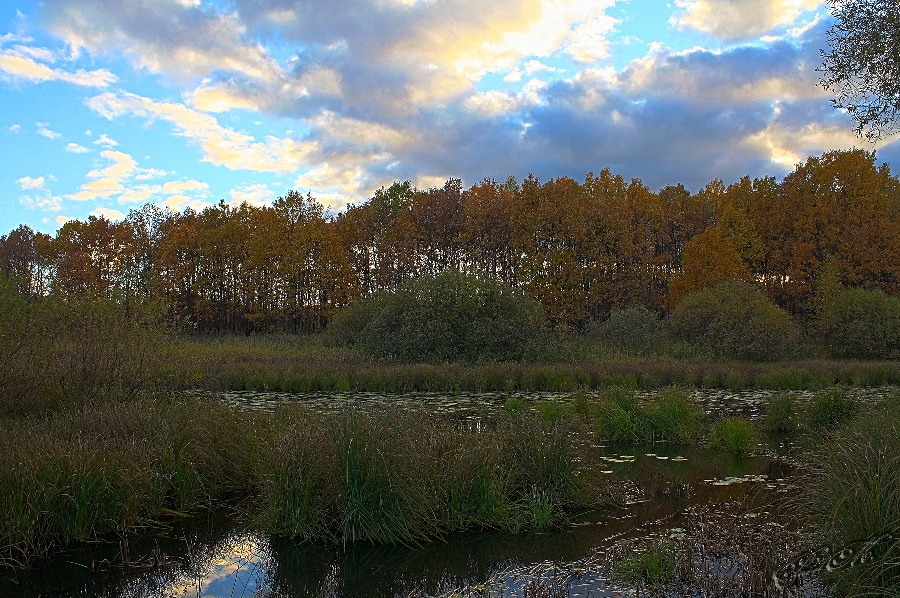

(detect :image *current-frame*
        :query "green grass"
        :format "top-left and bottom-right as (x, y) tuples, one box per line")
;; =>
(793, 394), (900, 596)
(807, 389), (858, 432)
(0, 398), (621, 568)
(593, 387), (706, 444)
(765, 393), (796, 433)
(708, 416), (756, 453)
(608, 538), (677, 585)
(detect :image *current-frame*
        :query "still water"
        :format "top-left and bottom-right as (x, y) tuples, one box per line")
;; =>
(3, 388), (888, 597)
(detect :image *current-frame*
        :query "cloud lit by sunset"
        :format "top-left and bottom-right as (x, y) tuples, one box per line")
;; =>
(2, 0), (897, 232)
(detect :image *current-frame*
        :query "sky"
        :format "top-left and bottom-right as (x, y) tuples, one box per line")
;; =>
(2, 0), (899, 234)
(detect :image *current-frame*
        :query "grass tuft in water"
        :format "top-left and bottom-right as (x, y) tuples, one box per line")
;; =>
(793, 394), (900, 596)
(807, 389), (858, 432)
(765, 392), (796, 433)
(608, 537), (677, 586)
(708, 416), (756, 453)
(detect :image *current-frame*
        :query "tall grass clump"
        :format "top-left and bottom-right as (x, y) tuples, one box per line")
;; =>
(594, 387), (706, 444)
(336, 410), (444, 545)
(668, 280), (800, 361)
(257, 410), (339, 542)
(594, 387), (648, 443)
(793, 396), (900, 596)
(645, 388), (707, 443)
(0, 400), (256, 567)
(253, 405), (619, 547)
(765, 393), (796, 433)
(708, 416), (756, 453)
(807, 389), (858, 432)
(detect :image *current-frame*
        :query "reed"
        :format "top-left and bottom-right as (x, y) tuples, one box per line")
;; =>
(171, 336), (900, 395)
(806, 388), (858, 432)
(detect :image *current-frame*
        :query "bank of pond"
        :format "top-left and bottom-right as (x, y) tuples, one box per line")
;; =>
(1, 387), (898, 597)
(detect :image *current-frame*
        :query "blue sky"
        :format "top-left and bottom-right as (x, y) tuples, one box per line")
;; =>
(2, 0), (898, 234)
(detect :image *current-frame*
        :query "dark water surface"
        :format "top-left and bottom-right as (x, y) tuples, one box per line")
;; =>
(4, 388), (887, 597)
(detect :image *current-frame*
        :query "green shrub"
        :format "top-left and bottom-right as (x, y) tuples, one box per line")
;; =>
(0, 278), (171, 414)
(322, 291), (390, 347)
(817, 287), (900, 359)
(668, 280), (800, 361)
(586, 307), (670, 356)
(708, 416), (755, 453)
(337, 271), (546, 362)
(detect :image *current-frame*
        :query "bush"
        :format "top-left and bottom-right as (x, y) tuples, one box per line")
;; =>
(322, 291), (390, 347)
(338, 270), (546, 362)
(0, 278), (171, 414)
(817, 287), (900, 359)
(668, 280), (800, 361)
(586, 307), (670, 356)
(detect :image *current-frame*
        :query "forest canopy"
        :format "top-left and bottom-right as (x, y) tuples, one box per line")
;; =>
(3, 149), (900, 335)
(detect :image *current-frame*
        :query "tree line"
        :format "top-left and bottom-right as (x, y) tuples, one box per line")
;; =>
(2, 149), (899, 334)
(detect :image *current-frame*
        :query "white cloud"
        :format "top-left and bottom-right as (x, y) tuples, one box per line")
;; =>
(17, 175), (45, 190)
(56, 215), (72, 226)
(93, 133), (118, 147)
(464, 90), (519, 116)
(672, 0), (824, 40)
(0, 47), (116, 86)
(745, 121), (897, 168)
(90, 206), (126, 220)
(43, 0), (284, 84)
(68, 150), (138, 201)
(66, 142), (90, 153)
(36, 123), (61, 139)
(118, 185), (159, 204)
(89, 91), (317, 172)
(134, 167), (169, 180)
(8, 124), (20, 133)
(162, 179), (209, 194)
(229, 183), (274, 206)
(87, 91), (406, 202)
(20, 181), (64, 211)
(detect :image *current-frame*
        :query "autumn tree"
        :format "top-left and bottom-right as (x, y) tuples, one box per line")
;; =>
(667, 225), (751, 308)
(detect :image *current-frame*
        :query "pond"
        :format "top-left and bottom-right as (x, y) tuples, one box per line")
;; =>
(3, 388), (889, 597)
